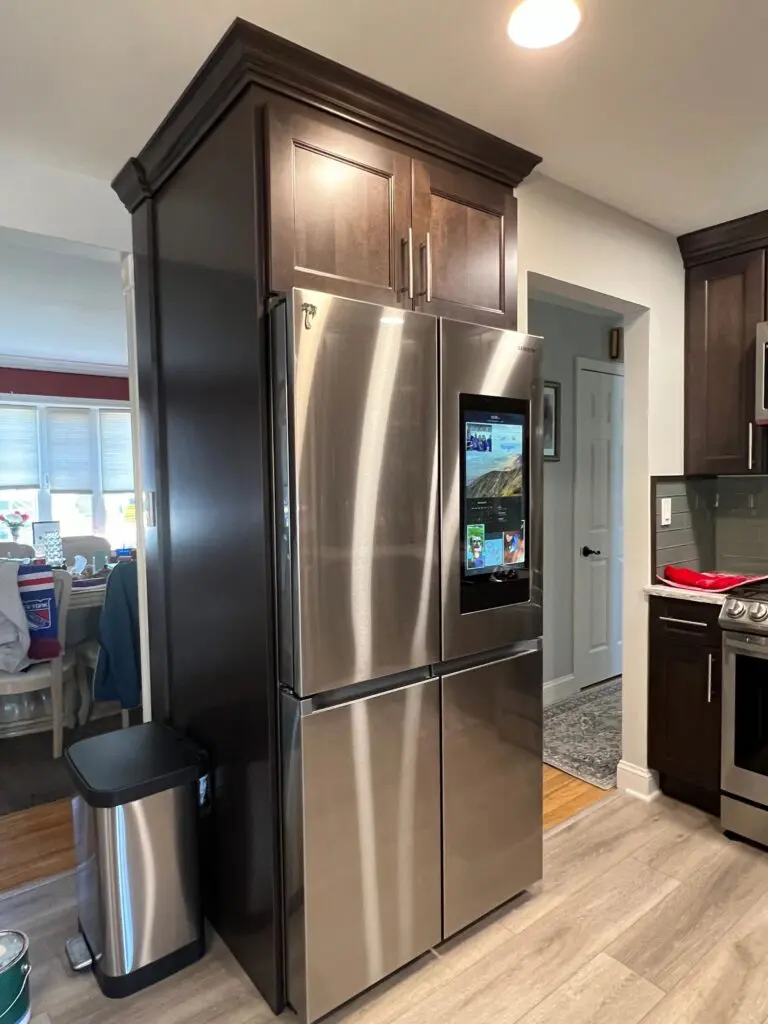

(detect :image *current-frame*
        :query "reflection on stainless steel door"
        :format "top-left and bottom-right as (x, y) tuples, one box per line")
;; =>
(281, 289), (440, 696)
(442, 648), (543, 938)
(74, 787), (200, 978)
(440, 319), (543, 660)
(282, 680), (442, 1023)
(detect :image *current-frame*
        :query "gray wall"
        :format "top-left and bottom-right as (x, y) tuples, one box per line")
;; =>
(653, 478), (715, 577)
(529, 298), (622, 685)
(653, 476), (768, 578)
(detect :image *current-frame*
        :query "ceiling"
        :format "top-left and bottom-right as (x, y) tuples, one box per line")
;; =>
(0, 0), (767, 235)
(0, 228), (126, 368)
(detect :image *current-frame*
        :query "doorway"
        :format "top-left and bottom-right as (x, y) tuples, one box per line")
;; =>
(0, 228), (145, 892)
(528, 293), (625, 819)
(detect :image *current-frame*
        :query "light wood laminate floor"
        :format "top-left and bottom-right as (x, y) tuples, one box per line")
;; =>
(12, 793), (768, 1024)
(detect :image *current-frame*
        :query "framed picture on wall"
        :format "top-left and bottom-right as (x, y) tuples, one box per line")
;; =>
(543, 381), (561, 461)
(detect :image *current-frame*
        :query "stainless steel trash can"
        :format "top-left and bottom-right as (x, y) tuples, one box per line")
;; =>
(65, 722), (206, 998)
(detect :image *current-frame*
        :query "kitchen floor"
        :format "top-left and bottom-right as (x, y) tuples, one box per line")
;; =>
(13, 793), (768, 1024)
(3, 767), (605, 896)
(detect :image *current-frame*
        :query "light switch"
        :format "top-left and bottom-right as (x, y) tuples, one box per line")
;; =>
(660, 497), (672, 526)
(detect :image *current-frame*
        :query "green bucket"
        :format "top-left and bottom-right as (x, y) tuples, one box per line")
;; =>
(0, 932), (30, 1024)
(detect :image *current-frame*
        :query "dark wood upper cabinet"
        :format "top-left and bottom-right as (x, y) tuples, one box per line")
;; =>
(685, 249), (766, 475)
(267, 99), (411, 307)
(411, 159), (516, 328)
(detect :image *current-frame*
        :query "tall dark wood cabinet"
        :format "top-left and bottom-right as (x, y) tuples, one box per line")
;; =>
(648, 597), (721, 814)
(684, 250), (766, 475)
(112, 18), (540, 1016)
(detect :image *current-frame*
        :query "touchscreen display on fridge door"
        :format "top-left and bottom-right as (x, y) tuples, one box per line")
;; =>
(460, 394), (530, 612)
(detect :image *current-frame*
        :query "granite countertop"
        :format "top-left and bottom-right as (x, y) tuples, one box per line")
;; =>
(643, 584), (726, 606)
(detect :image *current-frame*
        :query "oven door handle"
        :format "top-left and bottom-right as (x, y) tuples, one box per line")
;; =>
(723, 636), (768, 659)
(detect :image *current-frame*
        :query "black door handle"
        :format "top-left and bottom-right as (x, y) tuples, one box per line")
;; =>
(582, 546), (602, 557)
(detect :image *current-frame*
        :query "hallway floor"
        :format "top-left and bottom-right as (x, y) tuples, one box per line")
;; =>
(12, 793), (768, 1024)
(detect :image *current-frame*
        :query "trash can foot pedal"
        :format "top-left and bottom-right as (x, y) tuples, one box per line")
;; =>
(65, 935), (93, 972)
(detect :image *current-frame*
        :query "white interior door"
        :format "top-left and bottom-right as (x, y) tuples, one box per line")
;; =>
(573, 360), (624, 689)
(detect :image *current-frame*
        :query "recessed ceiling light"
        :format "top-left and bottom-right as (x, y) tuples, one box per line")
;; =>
(507, 0), (582, 49)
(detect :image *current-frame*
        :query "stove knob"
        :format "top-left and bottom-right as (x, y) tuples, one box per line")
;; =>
(751, 602), (768, 622)
(728, 601), (746, 618)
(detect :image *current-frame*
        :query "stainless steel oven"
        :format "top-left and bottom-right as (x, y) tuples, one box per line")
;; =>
(722, 627), (768, 843)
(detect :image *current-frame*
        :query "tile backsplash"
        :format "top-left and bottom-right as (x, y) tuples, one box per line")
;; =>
(654, 476), (768, 579)
(654, 479), (715, 577)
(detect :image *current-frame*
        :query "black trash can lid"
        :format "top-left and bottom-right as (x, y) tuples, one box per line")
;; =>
(65, 722), (205, 808)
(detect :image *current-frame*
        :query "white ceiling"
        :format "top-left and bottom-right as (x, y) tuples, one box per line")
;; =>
(0, 228), (126, 368)
(0, 0), (767, 235)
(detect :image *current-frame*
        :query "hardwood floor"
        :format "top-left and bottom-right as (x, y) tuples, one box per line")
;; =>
(0, 800), (74, 894)
(543, 764), (612, 830)
(13, 793), (768, 1024)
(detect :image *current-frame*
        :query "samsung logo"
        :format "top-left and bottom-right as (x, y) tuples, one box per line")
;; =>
(517, 344), (536, 353)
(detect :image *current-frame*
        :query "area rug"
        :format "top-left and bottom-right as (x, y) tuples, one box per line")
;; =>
(544, 678), (622, 789)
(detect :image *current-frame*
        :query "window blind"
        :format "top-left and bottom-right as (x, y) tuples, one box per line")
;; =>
(46, 408), (93, 492)
(0, 406), (40, 488)
(100, 410), (134, 492)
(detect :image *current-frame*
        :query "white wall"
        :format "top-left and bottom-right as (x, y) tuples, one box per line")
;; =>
(528, 299), (622, 689)
(518, 175), (685, 796)
(0, 143), (130, 253)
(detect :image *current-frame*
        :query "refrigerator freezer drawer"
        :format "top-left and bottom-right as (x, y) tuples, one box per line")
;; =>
(441, 649), (543, 938)
(282, 679), (442, 1023)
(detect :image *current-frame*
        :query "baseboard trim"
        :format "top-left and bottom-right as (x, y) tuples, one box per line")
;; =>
(543, 673), (578, 708)
(617, 760), (660, 802)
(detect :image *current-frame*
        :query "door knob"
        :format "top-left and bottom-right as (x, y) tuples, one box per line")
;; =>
(581, 546), (601, 557)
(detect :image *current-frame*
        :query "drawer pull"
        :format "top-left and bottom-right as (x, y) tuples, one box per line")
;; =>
(658, 615), (709, 628)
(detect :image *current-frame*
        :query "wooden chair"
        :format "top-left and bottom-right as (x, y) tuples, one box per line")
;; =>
(0, 569), (75, 758)
(0, 542), (35, 559)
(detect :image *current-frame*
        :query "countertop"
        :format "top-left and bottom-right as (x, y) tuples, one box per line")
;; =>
(643, 584), (726, 606)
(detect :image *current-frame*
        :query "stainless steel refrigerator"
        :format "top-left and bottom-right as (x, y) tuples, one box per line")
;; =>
(271, 289), (543, 1023)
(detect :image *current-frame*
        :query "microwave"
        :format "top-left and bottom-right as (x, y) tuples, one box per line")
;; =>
(757, 322), (768, 425)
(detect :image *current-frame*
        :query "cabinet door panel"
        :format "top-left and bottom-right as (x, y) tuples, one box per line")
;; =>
(412, 159), (516, 328)
(648, 633), (721, 793)
(268, 99), (411, 306)
(685, 250), (766, 474)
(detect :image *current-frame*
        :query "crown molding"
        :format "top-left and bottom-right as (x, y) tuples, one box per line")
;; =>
(112, 18), (542, 212)
(678, 208), (768, 268)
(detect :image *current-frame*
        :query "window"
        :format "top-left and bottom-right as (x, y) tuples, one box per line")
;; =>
(0, 400), (135, 551)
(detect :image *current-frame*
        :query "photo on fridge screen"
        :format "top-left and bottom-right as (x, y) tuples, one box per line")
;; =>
(466, 525), (486, 569)
(504, 529), (525, 565)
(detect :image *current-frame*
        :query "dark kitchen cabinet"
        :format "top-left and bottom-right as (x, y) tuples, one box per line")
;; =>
(411, 159), (517, 328)
(685, 250), (766, 475)
(268, 99), (412, 307)
(267, 101), (518, 324)
(648, 597), (721, 814)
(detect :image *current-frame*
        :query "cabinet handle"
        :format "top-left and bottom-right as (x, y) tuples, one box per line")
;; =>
(658, 615), (708, 628)
(406, 228), (414, 300)
(426, 230), (433, 302)
(707, 652), (713, 703)
(749, 422), (754, 470)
